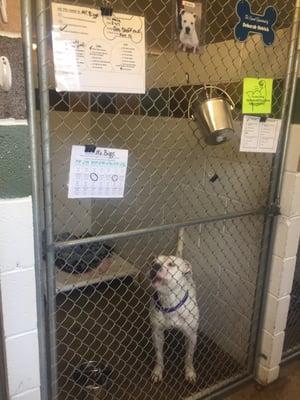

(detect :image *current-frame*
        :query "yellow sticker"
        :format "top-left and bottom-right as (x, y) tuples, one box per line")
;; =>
(242, 78), (273, 114)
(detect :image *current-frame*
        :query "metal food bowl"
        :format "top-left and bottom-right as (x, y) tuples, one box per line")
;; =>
(72, 361), (113, 390)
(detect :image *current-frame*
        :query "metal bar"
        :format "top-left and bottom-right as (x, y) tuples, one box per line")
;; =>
(54, 208), (267, 249)
(184, 372), (253, 400)
(249, 0), (300, 379)
(276, 26), (300, 203)
(21, 1), (49, 399)
(281, 348), (300, 364)
(36, 0), (57, 398)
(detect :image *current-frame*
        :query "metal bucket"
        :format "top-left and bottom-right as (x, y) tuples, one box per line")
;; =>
(189, 86), (235, 145)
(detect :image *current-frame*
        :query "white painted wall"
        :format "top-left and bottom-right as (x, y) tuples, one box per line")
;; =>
(0, 197), (41, 400)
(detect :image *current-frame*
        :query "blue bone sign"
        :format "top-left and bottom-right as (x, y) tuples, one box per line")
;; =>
(234, 0), (277, 46)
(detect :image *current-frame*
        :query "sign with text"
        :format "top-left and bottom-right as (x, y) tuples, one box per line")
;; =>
(235, 0), (277, 46)
(240, 116), (281, 153)
(68, 146), (128, 198)
(242, 78), (273, 114)
(51, 3), (145, 93)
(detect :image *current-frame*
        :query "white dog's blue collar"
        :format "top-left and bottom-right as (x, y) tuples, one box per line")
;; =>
(153, 291), (189, 313)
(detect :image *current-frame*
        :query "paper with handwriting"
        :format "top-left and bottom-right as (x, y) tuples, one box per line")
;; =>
(51, 3), (145, 93)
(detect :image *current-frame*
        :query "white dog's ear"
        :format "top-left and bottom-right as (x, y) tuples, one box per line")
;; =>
(193, 13), (197, 19)
(183, 260), (192, 274)
(180, 9), (185, 16)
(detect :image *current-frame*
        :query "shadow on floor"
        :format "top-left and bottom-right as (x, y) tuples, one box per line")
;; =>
(225, 358), (300, 400)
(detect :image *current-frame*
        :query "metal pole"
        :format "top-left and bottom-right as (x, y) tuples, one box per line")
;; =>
(276, 26), (300, 203)
(281, 346), (300, 364)
(54, 207), (266, 249)
(251, 0), (300, 377)
(21, 1), (49, 399)
(36, 0), (57, 398)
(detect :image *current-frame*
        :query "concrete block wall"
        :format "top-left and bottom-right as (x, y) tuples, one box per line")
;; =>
(256, 124), (300, 385)
(0, 197), (40, 400)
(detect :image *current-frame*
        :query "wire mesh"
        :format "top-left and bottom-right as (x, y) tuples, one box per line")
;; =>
(35, 0), (297, 399)
(283, 242), (300, 359)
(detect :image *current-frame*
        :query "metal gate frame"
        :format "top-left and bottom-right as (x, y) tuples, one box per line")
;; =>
(21, 0), (300, 399)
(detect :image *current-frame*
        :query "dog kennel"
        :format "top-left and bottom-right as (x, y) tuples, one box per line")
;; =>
(22, 0), (299, 399)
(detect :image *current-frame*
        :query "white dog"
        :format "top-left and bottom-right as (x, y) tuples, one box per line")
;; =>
(179, 10), (199, 53)
(149, 255), (199, 383)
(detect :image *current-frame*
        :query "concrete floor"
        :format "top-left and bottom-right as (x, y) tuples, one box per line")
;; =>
(226, 358), (300, 400)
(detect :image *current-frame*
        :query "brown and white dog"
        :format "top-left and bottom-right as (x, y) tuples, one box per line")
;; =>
(149, 255), (199, 383)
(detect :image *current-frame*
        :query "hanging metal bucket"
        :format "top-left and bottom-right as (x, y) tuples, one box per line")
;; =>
(189, 85), (235, 145)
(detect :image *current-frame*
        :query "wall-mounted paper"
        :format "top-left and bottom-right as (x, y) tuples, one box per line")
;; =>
(240, 115), (281, 153)
(68, 145), (128, 199)
(51, 3), (145, 94)
(242, 78), (273, 114)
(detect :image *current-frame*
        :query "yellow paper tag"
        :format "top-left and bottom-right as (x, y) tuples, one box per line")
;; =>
(242, 78), (273, 114)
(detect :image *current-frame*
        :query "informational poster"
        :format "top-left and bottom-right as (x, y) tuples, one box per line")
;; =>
(240, 115), (281, 153)
(242, 78), (273, 114)
(51, 3), (145, 93)
(68, 145), (128, 199)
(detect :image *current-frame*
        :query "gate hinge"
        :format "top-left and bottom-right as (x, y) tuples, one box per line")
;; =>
(267, 203), (281, 217)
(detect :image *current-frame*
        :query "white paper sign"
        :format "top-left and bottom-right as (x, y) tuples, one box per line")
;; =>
(240, 116), (282, 153)
(68, 146), (128, 199)
(51, 3), (145, 94)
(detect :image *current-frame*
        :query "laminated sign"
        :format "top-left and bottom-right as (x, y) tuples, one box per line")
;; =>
(51, 3), (145, 93)
(242, 78), (273, 114)
(68, 146), (128, 199)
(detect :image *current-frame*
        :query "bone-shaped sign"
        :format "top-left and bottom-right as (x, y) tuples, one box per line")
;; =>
(234, 0), (277, 46)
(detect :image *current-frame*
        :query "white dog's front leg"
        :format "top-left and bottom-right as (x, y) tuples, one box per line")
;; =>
(152, 328), (164, 382)
(185, 331), (197, 383)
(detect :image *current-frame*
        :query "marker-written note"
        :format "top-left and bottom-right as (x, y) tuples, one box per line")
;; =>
(242, 78), (273, 114)
(51, 3), (145, 93)
(240, 115), (281, 153)
(68, 146), (128, 199)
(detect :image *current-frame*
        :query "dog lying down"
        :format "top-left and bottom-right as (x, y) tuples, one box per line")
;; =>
(149, 255), (199, 383)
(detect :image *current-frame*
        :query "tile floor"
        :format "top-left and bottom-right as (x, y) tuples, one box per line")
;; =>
(226, 358), (300, 400)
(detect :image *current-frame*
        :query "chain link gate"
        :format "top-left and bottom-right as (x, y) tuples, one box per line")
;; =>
(26, 0), (299, 399)
(283, 242), (300, 361)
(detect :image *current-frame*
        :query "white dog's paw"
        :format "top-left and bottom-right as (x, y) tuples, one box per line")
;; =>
(151, 365), (163, 383)
(185, 367), (197, 383)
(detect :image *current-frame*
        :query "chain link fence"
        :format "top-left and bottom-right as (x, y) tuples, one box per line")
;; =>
(33, 0), (297, 399)
(283, 242), (300, 361)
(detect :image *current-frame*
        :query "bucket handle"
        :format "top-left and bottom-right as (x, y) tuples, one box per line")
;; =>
(188, 85), (235, 119)
(209, 86), (235, 110)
